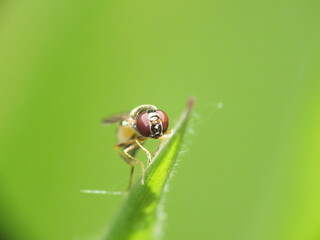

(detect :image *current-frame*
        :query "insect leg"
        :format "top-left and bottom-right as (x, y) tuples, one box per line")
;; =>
(114, 145), (135, 190)
(123, 144), (146, 185)
(159, 129), (173, 139)
(135, 139), (153, 165)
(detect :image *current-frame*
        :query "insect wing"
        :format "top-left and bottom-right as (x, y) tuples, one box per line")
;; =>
(102, 112), (130, 125)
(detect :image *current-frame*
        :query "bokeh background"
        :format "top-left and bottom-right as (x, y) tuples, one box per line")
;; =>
(1, 1), (320, 240)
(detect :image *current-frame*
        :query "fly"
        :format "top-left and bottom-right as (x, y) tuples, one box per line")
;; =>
(103, 105), (170, 189)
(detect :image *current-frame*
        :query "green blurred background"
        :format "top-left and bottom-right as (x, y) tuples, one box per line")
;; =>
(1, 0), (320, 240)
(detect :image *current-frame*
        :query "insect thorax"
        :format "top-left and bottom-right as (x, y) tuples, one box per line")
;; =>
(129, 105), (158, 120)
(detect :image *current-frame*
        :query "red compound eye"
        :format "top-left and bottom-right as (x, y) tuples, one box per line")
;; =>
(136, 112), (151, 137)
(156, 110), (169, 133)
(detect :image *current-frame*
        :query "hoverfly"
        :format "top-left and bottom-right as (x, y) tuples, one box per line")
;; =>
(103, 105), (170, 189)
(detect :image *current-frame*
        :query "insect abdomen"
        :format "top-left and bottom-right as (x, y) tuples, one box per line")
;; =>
(117, 125), (136, 144)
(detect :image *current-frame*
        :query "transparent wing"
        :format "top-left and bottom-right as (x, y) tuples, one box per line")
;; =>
(102, 112), (130, 125)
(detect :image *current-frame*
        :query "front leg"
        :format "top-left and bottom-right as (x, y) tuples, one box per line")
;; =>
(134, 139), (152, 165)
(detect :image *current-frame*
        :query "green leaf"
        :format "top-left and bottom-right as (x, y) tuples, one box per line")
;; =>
(104, 97), (195, 240)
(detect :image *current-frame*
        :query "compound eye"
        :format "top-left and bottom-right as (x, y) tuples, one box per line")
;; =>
(156, 110), (169, 133)
(136, 112), (151, 137)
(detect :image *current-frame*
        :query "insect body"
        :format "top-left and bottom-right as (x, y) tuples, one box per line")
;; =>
(103, 105), (170, 189)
